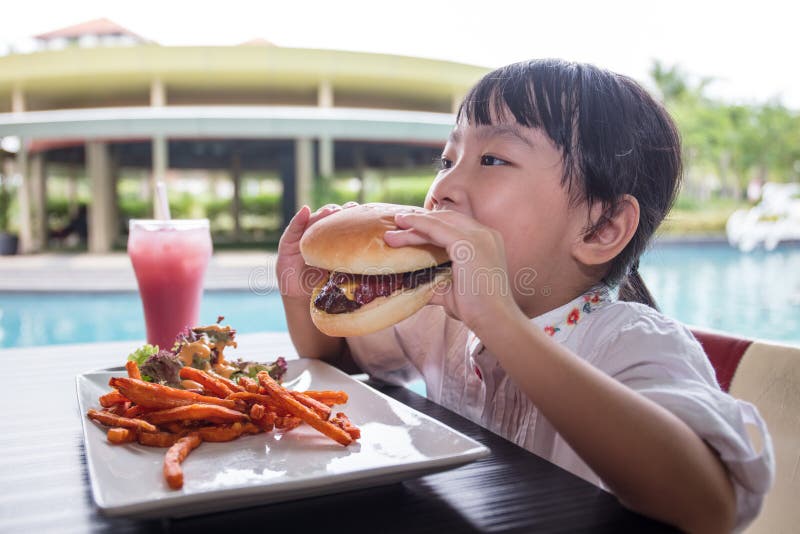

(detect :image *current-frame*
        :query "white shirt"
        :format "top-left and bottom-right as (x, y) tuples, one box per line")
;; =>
(345, 287), (774, 531)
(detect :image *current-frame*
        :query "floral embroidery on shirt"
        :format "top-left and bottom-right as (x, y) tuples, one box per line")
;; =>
(472, 286), (612, 378)
(542, 287), (611, 337)
(567, 308), (580, 325)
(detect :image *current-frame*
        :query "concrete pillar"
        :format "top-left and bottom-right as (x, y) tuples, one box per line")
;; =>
(150, 77), (168, 216)
(151, 135), (168, 217)
(139, 171), (151, 201)
(294, 138), (313, 211)
(12, 84), (25, 113)
(317, 80), (334, 108)
(231, 151), (242, 239)
(29, 153), (47, 250)
(150, 78), (166, 107)
(319, 136), (334, 179)
(87, 141), (114, 253)
(317, 80), (335, 180)
(15, 140), (34, 253)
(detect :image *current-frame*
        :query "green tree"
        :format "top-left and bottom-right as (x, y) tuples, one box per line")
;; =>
(649, 61), (800, 201)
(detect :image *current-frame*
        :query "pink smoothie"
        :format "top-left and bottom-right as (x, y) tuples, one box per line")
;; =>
(128, 220), (213, 350)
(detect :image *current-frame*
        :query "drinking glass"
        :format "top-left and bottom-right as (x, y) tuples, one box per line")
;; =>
(128, 219), (212, 350)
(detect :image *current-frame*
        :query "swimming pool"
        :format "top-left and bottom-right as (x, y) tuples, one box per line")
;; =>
(640, 241), (800, 345)
(1, 242), (798, 348)
(0, 291), (287, 349)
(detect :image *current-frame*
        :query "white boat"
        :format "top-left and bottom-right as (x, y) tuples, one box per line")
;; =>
(726, 182), (800, 252)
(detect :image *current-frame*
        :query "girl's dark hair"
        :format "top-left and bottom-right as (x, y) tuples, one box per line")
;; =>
(457, 59), (681, 309)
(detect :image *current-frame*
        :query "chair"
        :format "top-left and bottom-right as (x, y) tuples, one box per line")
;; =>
(692, 329), (800, 534)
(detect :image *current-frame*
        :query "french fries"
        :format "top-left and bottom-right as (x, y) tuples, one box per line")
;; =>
(99, 390), (128, 408)
(109, 377), (242, 410)
(164, 433), (202, 490)
(145, 404), (248, 425)
(237, 376), (259, 393)
(178, 367), (235, 398)
(330, 412), (361, 440)
(87, 408), (157, 433)
(88, 359), (359, 490)
(125, 360), (142, 380)
(197, 422), (261, 442)
(301, 390), (349, 406)
(107, 427), (137, 444)
(290, 391), (332, 420)
(138, 430), (184, 448)
(214, 373), (246, 394)
(257, 371), (353, 446)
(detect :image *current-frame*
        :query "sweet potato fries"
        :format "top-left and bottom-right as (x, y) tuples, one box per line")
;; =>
(87, 361), (358, 490)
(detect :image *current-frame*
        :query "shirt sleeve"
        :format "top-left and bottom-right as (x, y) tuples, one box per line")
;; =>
(592, 311), (775, 531)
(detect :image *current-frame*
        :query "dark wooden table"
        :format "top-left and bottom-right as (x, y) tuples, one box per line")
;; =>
(0, 333), (674, 533)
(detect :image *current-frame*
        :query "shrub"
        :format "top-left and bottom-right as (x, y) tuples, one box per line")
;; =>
(119, 198), (151, 219)
(241, 193), (281, 215)
(205, 198), (231, 220)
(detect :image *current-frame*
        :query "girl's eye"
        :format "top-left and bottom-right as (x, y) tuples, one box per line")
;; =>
(438, 157), (453, 170)
(481, 155), (508, 166)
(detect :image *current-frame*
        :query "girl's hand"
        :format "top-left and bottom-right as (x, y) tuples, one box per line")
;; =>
(384, 210), (519, 333)
(276, 203), (358, 300)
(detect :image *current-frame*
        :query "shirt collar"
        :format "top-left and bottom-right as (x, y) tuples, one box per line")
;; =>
(469, 284), (615, 361)
(531, 285), (615, 343)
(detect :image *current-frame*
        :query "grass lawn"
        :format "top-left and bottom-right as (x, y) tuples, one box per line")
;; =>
(660, 196), (749, 235)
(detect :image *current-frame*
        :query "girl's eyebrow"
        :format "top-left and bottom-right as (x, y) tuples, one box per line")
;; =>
(478, 124), (533, 147)
(446, 125), (533, 147)
(446, 125), (534, 148)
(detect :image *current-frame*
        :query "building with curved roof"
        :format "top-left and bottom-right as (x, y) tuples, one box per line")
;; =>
(0, 19), (488, 252)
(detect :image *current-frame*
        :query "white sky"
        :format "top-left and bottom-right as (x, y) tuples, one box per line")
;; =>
(2, 0), (799, 108)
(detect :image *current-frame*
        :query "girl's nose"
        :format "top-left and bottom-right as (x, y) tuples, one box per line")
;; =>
(428, 168), (465, 210)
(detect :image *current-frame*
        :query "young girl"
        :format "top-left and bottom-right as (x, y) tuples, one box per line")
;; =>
(276, 59), (773, 532)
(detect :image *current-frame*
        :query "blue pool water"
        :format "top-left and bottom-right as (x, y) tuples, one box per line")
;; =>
(0, 290), (287, 349)
(1, 242), (799, 348)
(640, 241), (800, 345)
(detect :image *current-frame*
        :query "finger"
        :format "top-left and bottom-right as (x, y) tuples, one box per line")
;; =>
(278, 206), (311, 248)
(289, 205), (311, 231)
(393, 212), (463, 249)
(342, 201), (360, 209)
(307, 205), (341, 226)
(383, 229), (433, 248)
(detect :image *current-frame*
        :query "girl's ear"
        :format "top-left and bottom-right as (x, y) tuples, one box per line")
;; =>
(572, 195), (640, 267)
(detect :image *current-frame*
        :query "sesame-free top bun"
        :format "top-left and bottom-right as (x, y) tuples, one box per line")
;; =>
(300, 203), (449, 274)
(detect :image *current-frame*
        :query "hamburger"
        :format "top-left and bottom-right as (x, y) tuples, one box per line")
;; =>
(299, 203), (452, 337)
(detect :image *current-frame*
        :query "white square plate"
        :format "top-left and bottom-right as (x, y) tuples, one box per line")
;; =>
(77, 358), (489, 518)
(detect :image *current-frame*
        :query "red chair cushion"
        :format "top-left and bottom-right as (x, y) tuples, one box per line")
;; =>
(691, 329), (752, 392)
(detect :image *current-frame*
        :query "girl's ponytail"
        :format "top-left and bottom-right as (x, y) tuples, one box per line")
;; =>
(617, 260), (659, 310)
